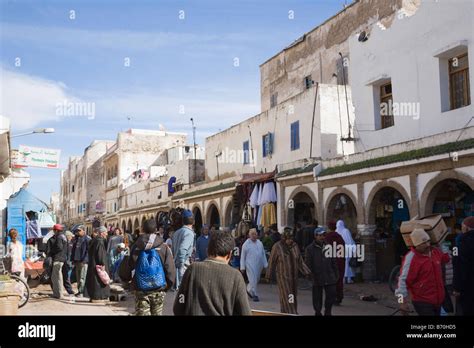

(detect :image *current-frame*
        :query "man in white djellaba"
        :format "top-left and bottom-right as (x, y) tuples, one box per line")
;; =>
(240, 228), (268, 302)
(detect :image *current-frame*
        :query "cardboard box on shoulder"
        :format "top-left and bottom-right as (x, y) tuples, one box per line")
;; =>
(400, 214), (448, 247)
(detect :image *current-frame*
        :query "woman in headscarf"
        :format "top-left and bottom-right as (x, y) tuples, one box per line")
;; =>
(264, 227), (311, 314)
(336, 220), (356, 284)
(86, 226), (111, 302)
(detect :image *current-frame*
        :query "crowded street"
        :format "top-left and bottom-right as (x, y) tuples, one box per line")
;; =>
(20, 281), (398, 316)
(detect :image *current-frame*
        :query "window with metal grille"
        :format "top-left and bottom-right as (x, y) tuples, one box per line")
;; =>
(290, 121), (300, 151)
(449, 53), (471, 110)
(380, 82), (394, 129)
(304, 75), (313, 89)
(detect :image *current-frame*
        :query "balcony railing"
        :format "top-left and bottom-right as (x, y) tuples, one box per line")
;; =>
(107, 177), (118, 188)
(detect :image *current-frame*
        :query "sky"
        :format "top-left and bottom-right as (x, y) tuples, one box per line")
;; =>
(1, 0), (351, 202)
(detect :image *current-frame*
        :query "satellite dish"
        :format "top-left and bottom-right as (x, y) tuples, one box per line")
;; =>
(168, 176), (176, 194)
(358, 31), (368, 42)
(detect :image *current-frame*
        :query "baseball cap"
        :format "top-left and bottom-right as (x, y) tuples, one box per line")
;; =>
(182, 209), (193, 219)
(74, 225), (86, 232)
(53, 224), (64, 231)
(314, 227), (327, 235)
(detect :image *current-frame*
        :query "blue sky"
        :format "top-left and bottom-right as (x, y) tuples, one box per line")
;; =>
(1, 0), (350, 202)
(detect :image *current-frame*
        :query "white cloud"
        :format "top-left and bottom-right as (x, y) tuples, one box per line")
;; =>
(0, 67), (83, 130)
(0, 23), (268, 52)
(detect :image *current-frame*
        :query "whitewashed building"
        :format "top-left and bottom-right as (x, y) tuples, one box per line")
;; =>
(0, 116), (30, 246)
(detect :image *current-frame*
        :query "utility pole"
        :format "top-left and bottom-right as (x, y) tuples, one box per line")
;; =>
(248, 125), (256, 173)
(215, 152), (221, 180)
(339, 52), (354, 142)
(190, 118), (197, 183)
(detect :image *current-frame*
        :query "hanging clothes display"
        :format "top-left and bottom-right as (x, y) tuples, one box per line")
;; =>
(256, 184), (264, 225)
(249, 184), (260, 208)
(241, 204), (252, 222)
(38, 211), (55, 229)
(26, 220), (42, 239)
(261, 203), (277, 228)
(257, 183), (264, 206)
(260, 181), (277, 204)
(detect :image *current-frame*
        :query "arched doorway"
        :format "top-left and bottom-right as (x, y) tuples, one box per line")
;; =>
(207, 204), (220, 229)
(288, 191), (316, 228)
(224, 202), (233, 229)
(426, 178), (473, 244)
(193, 207), (203, 236)
(121, 220), (126, 232)
(141, 216), (147, 230)
(127, 219), (132, 233)
(326, 193), (357, 234)
(368, 187), (410, 281)
(133, 218), (140, 232)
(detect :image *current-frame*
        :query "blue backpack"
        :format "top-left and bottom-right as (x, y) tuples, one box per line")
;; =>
(135, 234), (166, 291)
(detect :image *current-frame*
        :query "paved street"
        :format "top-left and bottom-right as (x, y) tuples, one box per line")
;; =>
(19, 280), (401, 316)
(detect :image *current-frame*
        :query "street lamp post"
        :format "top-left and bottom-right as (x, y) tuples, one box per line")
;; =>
(12, 128), (55, 138)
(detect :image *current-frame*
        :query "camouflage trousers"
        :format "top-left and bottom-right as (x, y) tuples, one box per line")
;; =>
(135, 290), (166, 316)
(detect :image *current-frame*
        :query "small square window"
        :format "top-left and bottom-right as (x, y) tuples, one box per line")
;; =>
(449, 53), (470, 110)
(270, 93), (278, 108)
(380, 81), (394, 129)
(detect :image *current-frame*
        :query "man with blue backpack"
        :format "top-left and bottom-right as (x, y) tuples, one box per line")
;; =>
(128, 218), (176, 316)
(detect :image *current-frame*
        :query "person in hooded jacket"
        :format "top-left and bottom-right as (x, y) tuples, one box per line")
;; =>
(128, 218), (176, 316)
(396, 228), (450, 316)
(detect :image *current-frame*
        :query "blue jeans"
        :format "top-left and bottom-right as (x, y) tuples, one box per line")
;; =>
(175, 264), (188, 290)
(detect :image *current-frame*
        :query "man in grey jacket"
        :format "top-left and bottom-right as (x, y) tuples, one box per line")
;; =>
(305, 227), (339, 316)
(172, 209), (195, 290)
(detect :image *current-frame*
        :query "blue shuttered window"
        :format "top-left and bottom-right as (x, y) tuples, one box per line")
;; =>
(262, 132), (273, 157)
(243, 141), (250, 164)
(290, 121), (300, 151)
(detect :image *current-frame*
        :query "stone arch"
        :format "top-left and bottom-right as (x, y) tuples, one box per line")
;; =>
(141, 216), (147, 229)
(121, 220), (126, 232)
(206, 201), (221, 228)
(324, 187), (361, 224)
(127, 219), (132, 233)
(133, 217), (140, 231)
(324, 187), (360, 233)
(420, 170), (474, 217)
(192, 204), (203, 235)
(286, 185), (318, 227)
(224, 199), (233, 228)
(365, 180), (413, 224)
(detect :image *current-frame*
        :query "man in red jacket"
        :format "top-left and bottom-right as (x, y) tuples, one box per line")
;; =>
(395, 228), (450, 316)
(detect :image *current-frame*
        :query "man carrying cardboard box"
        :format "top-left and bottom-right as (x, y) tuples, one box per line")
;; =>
(395, 228), (450, 316)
